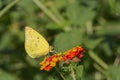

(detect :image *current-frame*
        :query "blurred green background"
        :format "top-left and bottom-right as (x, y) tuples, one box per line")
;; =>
(0, 0), (120, 80)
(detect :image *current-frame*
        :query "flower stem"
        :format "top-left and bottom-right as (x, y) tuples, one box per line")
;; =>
(0, 0), (19, 18)
(94, 63), (109, 77)
(70, 67), (76, 80)
(55, 68), (66, 80)
(33, 0), (62, 26)
(89, 50), (109, 70)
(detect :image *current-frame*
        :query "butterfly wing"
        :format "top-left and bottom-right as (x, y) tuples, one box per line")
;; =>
(25, 27), (50, 58)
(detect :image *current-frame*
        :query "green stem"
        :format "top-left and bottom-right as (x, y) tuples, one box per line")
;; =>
(59, 72), (66, 80)
(33, 0), (62, 26)
(94, 63), (109, 77)
(70, 67), (76, 80)
(55, 68), (66, 80)
(50, 6), (65, 24)
(0, 0), (19, 18)
(89, 50), (109, 70)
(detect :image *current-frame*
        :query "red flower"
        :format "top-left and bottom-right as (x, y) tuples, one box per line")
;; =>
(62, 46), (84, 61)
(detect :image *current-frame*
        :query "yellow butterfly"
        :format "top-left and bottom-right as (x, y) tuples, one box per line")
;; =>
(25, 26), (52, 58)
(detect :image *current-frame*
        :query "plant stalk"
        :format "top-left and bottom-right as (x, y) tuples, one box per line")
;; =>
(0, 0), (19, 17)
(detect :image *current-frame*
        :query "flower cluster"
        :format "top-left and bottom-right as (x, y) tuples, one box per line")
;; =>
(40, 46), (85, 71)
(40, 53), (62, 71)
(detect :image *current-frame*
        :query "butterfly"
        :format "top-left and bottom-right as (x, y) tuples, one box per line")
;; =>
(25, 26), (52, 58)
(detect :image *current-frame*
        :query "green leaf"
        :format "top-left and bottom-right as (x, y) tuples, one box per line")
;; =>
(54, 0), (67, 10)
(117, 46), (120, 55)
(66, 0), (95, 26)
(34, 72), (57, 80)
(108, 65), (120, 80)
(101, 42), (113, 56)
(114, 2), (120, 16)
(26, 56), (41, 67)
(84, 38), (104, 50)
(18, 0), (37, 26)
(107, 0), (115, 10)
(0, 33), (12, 50)
(54, 29), (83, 52)
(75, 65), (84, 80)
(46, 22), (61, 29)
(95, 21), (120, 36)
(108, 0), (120, 16)
(0, 69), (18, 80)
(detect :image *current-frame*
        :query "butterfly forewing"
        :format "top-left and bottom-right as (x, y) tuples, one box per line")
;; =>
(25, 27), (50, 58)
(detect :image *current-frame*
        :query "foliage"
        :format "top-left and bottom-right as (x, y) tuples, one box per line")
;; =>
(0, 0), (120, 80)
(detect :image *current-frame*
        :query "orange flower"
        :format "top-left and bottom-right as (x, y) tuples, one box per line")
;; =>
(40, 46), (85, 71)
(62, 46), (84, 61)
(40, 53), (62, 71)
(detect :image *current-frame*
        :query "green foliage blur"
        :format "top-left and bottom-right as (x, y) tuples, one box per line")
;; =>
(0, 0), (120, 80)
